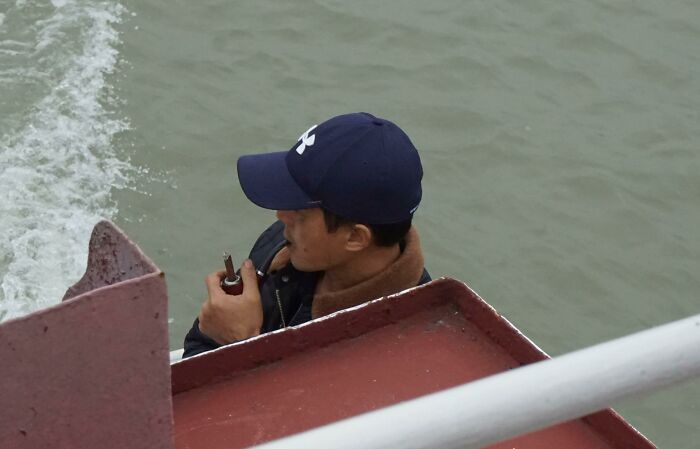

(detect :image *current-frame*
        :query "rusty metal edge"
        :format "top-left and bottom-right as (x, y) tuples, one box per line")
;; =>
(2, 270), (164, 327)
(62, 219), (161, 302)
(170, 278), (459, 394)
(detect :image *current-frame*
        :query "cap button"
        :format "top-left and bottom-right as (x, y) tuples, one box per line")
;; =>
(372, 119), (384, 126)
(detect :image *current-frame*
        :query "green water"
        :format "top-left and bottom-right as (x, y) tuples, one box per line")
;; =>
(3, 0), (697, 446)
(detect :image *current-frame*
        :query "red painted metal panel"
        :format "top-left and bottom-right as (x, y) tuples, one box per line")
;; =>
(0, 221), (174, 449)
(62, 220), (162, 301)
(172, 278), (656, 449)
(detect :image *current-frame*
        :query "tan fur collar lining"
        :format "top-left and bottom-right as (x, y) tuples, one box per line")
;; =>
(311, 227), (424, 318)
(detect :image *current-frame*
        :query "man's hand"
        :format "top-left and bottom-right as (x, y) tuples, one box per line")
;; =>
(198, 259), (263, 345)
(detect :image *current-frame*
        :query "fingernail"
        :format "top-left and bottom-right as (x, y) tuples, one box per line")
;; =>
(244, 259), (253, 268)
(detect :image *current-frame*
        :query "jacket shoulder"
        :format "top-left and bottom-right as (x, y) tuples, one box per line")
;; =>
(248, 221), (286, 267)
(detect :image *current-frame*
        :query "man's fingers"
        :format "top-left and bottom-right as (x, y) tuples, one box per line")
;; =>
(240, 259), (259, 294)
(198, 261), (263, 344)
(198, 300), (212, 334)
(205, 270), (227, 296)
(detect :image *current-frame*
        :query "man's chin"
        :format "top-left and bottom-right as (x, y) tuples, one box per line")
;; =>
(288, 257), (316, 273)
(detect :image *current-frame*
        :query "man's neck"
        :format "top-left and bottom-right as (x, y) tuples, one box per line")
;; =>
(316, 244), (401, 294)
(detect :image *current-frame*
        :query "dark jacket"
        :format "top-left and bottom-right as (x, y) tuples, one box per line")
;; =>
(183, 221), (430, 358)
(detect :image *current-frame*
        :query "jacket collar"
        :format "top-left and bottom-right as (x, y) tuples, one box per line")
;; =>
(311, 227), (425, 318)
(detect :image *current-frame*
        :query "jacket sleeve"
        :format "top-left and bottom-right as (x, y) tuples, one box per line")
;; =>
(181, 221), (286, 359)
(418, 268), (431, 285)
(182, 317), (221, 358)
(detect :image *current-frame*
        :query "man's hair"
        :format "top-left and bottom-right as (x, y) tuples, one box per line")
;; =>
(322, 208), (412, 248)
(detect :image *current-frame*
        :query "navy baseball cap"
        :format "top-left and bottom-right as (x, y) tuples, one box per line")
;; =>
(237, 112), (423, 224)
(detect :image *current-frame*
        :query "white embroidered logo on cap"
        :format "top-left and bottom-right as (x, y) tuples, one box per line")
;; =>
(296, 124), (318, 155)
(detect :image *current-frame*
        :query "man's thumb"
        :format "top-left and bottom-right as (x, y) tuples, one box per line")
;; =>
(240, 259), (259, 293)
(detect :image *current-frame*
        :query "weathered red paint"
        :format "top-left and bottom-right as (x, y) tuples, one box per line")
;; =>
(171, 278), (656, 449)
(0, 221), (174, 449)
(62, 220), (162, 301)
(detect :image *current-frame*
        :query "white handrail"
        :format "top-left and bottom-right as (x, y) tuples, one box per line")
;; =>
(251, 313), (700, 449)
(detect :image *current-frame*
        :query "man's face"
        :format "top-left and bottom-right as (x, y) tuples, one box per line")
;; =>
(275, 208), (351, 272)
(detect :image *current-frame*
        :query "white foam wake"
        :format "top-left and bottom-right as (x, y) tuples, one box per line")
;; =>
(0, 0), (131, 321)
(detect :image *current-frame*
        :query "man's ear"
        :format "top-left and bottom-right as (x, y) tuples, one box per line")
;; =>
(345, 224), (372, 252)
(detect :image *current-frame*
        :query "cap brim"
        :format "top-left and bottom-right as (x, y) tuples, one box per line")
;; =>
(237, 151), (315, 210)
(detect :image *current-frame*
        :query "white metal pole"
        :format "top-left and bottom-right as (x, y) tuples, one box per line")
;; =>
(251, 313), (700, 449)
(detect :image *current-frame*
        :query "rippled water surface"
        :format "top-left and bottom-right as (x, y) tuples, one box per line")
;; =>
(1, 0), (699, 446)
(0, 0), (130, 319)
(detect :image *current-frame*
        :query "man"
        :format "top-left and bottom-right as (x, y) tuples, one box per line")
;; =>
(183, 112), (430, 357)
